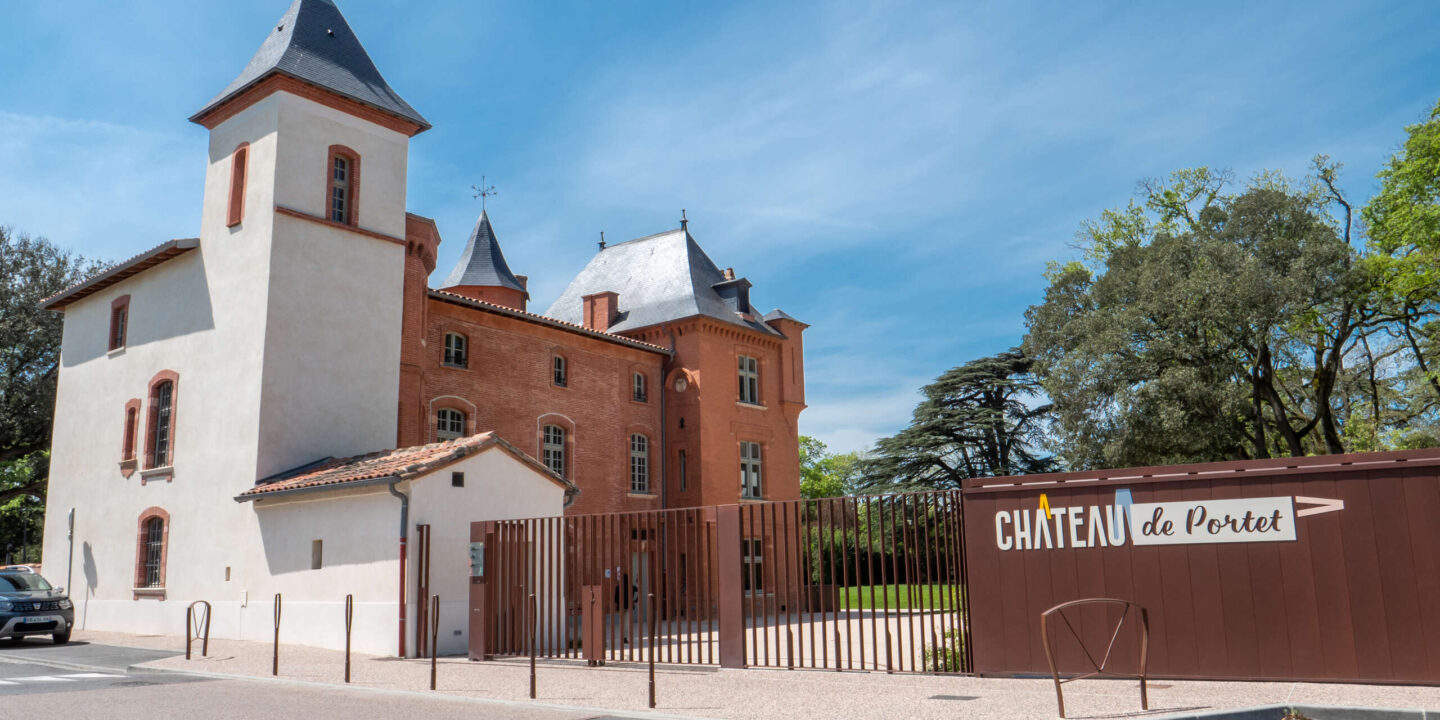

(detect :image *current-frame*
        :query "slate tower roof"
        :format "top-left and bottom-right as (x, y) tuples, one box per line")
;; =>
(191, 0), (429, 131)
(544, 228), (783, 336)
(440, 210), (527, 295)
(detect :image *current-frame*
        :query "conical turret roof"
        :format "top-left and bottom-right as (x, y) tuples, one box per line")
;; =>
(441, 210), (527, 295)
(191, 0), (429, 131)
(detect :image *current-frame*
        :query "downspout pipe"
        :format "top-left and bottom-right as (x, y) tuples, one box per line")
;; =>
(388, 480), (409, 658)
(661, 328), (678, 511)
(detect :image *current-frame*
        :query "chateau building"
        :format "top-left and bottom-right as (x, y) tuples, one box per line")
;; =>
(38, 0), (805, 657)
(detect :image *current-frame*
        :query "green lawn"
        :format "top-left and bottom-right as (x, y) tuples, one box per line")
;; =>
(839, 584), (963, 611)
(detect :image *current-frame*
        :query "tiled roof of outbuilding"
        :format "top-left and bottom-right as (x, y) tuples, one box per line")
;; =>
(236, 432), (575, 501)
(440, 210), (527, 295)
(543, 228), (783, 336)
(39, 238), (200, 311)
(192, 0), (429, 131)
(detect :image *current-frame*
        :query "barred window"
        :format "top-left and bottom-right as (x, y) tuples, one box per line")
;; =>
(443, 332), (468, 368)
(542, 425), (566, 478)
(740, 441), (763, 499)
(151, 381), (174, 468)
(142, 517), (164, 588)
(437, 408), (465, 440)
(630, 434), (649, 493)
(741, 538), (763, 593)
(738, 355), (759, 404)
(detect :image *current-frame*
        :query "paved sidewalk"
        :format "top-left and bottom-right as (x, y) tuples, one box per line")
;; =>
(56, 630), (1440, 719)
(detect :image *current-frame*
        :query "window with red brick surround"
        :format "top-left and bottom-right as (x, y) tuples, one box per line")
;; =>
(120, 398), (141, 475)
(227, 142), (249, 227)
(134, 507), (170, 596)
(429, 396), (476, 442)
(538, 414), (575, 480)
(327, 144), (360, 226)
(145, 370), (180, 469)
(109, 295), (131, 351)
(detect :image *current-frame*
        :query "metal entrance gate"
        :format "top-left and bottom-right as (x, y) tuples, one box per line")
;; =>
(472, 490), (971, 673)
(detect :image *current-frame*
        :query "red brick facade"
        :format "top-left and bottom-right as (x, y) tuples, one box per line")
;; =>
(396, 215), (806, 515)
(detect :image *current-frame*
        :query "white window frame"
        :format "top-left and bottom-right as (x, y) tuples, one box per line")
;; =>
(331, 156), (350, 223)
(738, 355), (759, 405)
(543, 424), (566, 478)
(553, 356), (567, 387)
(740, 441), (763, 499)
(741, 538), (763, 594)
(443, 332), (468, 368)
(630, 434), (650, 494)
(437, 408), (465, 440)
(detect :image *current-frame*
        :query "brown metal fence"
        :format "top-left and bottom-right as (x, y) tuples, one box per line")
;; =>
(476, 490), (971, 674)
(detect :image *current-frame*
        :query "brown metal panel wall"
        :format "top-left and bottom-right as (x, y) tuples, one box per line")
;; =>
(962, 455), (1440, 684)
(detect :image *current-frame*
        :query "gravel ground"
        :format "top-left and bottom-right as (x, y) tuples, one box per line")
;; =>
(70, 629), (1440, 719)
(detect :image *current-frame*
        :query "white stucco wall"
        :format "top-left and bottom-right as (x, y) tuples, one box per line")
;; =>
(40, 88), (412, 655)
(408, 448), (568, 656)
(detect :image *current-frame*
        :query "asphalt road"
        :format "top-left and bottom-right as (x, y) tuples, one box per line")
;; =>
(0, 640), (665, 719)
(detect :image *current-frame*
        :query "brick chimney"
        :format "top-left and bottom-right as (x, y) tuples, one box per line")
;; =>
(582, 291), (620, 332)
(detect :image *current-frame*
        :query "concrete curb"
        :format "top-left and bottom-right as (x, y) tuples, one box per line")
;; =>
(132, 661), (716, 720)
(1168, 703), (1437, 719)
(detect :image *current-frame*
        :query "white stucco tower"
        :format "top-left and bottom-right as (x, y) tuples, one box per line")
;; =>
(190, 0), (430, 478)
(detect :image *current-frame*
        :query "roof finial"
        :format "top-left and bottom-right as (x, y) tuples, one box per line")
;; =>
(472, 176), (497, 211)
(598, 231), (606, 251)
(680, 208), (688, 231)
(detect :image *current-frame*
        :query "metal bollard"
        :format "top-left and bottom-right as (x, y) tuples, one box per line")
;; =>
(648, 593), (656, 709)
(529, 593), (537, 699)
(344, 594), (354, 683)
(429, 594), (439, 691)
(273, 593), (282, 676)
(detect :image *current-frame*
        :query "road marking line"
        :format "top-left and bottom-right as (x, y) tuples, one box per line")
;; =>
(60, 673), (117, 678)
(0, 680), (17, 685)
(19, 675), (72, 682)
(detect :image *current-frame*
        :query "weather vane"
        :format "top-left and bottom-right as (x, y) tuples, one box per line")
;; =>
(471, 176), (497, 210)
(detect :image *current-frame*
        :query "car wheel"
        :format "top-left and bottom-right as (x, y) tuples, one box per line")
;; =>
(52, 631), (70, 645)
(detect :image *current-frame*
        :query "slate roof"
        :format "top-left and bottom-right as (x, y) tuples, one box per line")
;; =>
(236, 432), (576, 501)
(40, 238), (200, 311)
(543, 229), (784, 336)
(192, 0), (429, 131)
(439, 210), (526, 295)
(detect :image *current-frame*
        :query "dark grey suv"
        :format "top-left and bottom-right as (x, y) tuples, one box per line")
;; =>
(0, 568), (74, 644)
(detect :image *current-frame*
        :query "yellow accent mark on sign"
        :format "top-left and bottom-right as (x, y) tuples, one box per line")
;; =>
(1039, 493), (1052, 520)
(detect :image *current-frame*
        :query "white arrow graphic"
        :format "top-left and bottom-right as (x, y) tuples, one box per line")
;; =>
(1294, 496), (1345, 518)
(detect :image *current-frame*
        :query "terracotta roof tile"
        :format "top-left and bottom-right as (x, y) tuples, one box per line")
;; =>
(237, 432), (575, 500)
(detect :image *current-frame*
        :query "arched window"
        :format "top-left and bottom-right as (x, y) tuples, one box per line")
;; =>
(437, 408), (465, 440)
(443, 332), (468, 368)
(630, 434), (650, 494)
(542, 425), (566, 478)
(146, 371), (179, 469)
(122, 404), (139, 462)
(632, 372), (648, 402)
(227, 142), (249, 227)
(134, 508), (170, 593)
(327, 145), (360, 225)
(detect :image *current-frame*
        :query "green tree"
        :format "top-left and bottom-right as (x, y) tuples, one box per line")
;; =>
(863, 348), (1054, 490)
(799, 435), (863, 498)
(0, 227), (107, 558)
(1363, 100), (1440, 405)
(1024, 166), (1367, 468)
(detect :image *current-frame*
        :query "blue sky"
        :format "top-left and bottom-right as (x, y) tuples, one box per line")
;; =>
(3, 1), (1439, 454)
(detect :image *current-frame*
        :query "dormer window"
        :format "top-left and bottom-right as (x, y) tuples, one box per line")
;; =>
(443, 332), (468, 368)
(632, 372), (647, 402)
(327, 145), (360, 226)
